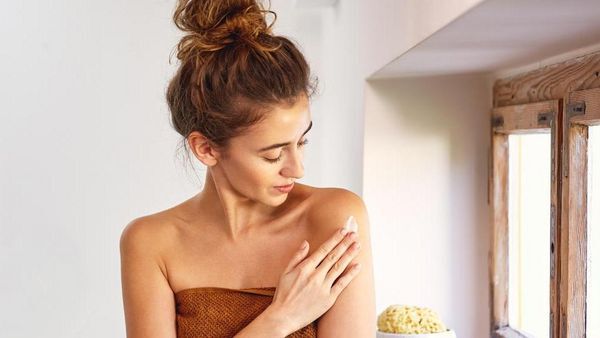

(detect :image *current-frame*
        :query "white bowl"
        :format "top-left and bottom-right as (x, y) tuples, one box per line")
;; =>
(376, 329), (456, 338)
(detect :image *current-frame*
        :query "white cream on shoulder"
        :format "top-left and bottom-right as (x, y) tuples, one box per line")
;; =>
(343, 215), (359, 234)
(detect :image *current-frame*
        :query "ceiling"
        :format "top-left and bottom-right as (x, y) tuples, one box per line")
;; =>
(372, 0), (600, 78)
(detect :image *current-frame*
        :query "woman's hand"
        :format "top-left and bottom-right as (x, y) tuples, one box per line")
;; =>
(268, 225), (362, 334)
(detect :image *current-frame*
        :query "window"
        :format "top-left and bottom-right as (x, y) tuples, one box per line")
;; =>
(508, 134), (551, 338)
(490, 50), (600, 338)
(489, 100), (559, 338)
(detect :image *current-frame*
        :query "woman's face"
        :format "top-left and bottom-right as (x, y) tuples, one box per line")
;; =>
(215, 95), (312, 206)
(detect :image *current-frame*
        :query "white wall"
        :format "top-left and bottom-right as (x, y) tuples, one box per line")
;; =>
(0, 0), (486, 337)
(290, 8), (494, 335)
(0, 1), (334, 337)
(0, 1), (188, 337)
(299, 0), (484, 194)
(364, 75), (492, 338)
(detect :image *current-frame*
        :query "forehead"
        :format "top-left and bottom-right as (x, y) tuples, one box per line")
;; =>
(243, 98), (311, 143)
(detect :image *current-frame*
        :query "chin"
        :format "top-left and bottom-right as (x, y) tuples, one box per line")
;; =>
(271, 194), (289, 206)
(264, 190), (289, 206)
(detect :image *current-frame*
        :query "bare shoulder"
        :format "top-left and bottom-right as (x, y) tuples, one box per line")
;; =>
(120, 214), (161, 244)
(119, 211), (178, 277)
(310, 187), (365, 211)
(306, 187), (368, 232)
(304, 187), (376, 336)
(119, 211), (182, 338)
(120, 211), (176, 247)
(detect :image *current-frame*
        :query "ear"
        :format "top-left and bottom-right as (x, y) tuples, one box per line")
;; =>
(187, 131), (222, 167)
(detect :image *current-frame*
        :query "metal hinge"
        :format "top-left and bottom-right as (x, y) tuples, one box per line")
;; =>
(566, 101), (586, 118)
(563, 102), (586, 177)
(538, 112), (553, 127)
(492, 116), (504, 128)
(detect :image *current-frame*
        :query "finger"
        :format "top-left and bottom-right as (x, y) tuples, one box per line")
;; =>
(302, 226), (349, 270)
(330, 263), (361, 297)
(323, 240), (360, 286)
(283, 240), (310, 274)
(315, 231), (357, 275)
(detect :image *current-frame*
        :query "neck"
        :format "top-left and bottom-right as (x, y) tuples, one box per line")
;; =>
(197, 169), (280, 242)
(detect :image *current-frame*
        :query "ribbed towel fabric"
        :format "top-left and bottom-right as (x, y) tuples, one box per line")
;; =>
(175, 286), (318, 337)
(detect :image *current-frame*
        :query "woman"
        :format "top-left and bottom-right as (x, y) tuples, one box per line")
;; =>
(119, 0), (376, 337)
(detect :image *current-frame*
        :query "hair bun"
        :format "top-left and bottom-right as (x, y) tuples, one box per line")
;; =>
(173, 0), (276, 60)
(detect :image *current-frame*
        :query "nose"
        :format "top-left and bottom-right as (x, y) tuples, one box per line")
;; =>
(280, 147), (304, 179)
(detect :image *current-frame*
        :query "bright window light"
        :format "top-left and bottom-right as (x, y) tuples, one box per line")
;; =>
(508, 133), (551, 338)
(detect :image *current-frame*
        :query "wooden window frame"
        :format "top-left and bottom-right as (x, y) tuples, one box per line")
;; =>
(561, 88), (600, 338)
(490, 100), (560, 338)
(489, 51), (600, 338)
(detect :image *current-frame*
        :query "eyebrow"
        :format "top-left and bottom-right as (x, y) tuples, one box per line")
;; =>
(258, 121), (313, 152)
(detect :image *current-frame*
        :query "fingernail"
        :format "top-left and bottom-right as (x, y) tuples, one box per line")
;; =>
(340, 227), (348, 235)
(354, 263), (362, 270)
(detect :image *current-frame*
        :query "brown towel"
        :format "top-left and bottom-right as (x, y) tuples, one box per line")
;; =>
(175, 287), (318, 338)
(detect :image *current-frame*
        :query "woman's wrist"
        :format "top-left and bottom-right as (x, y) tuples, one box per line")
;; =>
(262, 305), (293, 336)
(234, 305), (292, 337)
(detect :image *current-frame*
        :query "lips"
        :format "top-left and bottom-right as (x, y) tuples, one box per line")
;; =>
(275, 183), (294, 188)
(274, 182), (294, 193)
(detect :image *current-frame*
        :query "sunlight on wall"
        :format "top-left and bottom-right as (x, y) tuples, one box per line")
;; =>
(587, 126), (600, 337)
(363, 76), (491, 338)
(366, 111), (453, 314)
(508, 133), (551, 338)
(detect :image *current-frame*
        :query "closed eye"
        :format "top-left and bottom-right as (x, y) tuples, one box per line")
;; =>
(264, 138), (309, 163)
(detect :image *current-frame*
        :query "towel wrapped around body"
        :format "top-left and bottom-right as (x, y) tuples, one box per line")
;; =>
(175, 286), (318, 337)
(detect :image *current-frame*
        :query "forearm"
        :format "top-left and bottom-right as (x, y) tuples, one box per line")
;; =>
(234, 306), (292, 338)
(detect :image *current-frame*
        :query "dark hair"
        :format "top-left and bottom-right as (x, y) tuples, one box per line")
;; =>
(166, 0), (318, 162)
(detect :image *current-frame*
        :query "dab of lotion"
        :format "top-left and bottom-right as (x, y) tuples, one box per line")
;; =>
(343, 215), (359, 234)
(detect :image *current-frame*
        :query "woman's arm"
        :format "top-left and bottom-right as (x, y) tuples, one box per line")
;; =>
(233, 305), (292, 337)
(309, 188), (377, 337)
(120, 218), (177, 338)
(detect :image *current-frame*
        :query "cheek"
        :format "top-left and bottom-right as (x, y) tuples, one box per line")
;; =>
(235, 160), (279, 186)
(256, 161), (280, 183)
